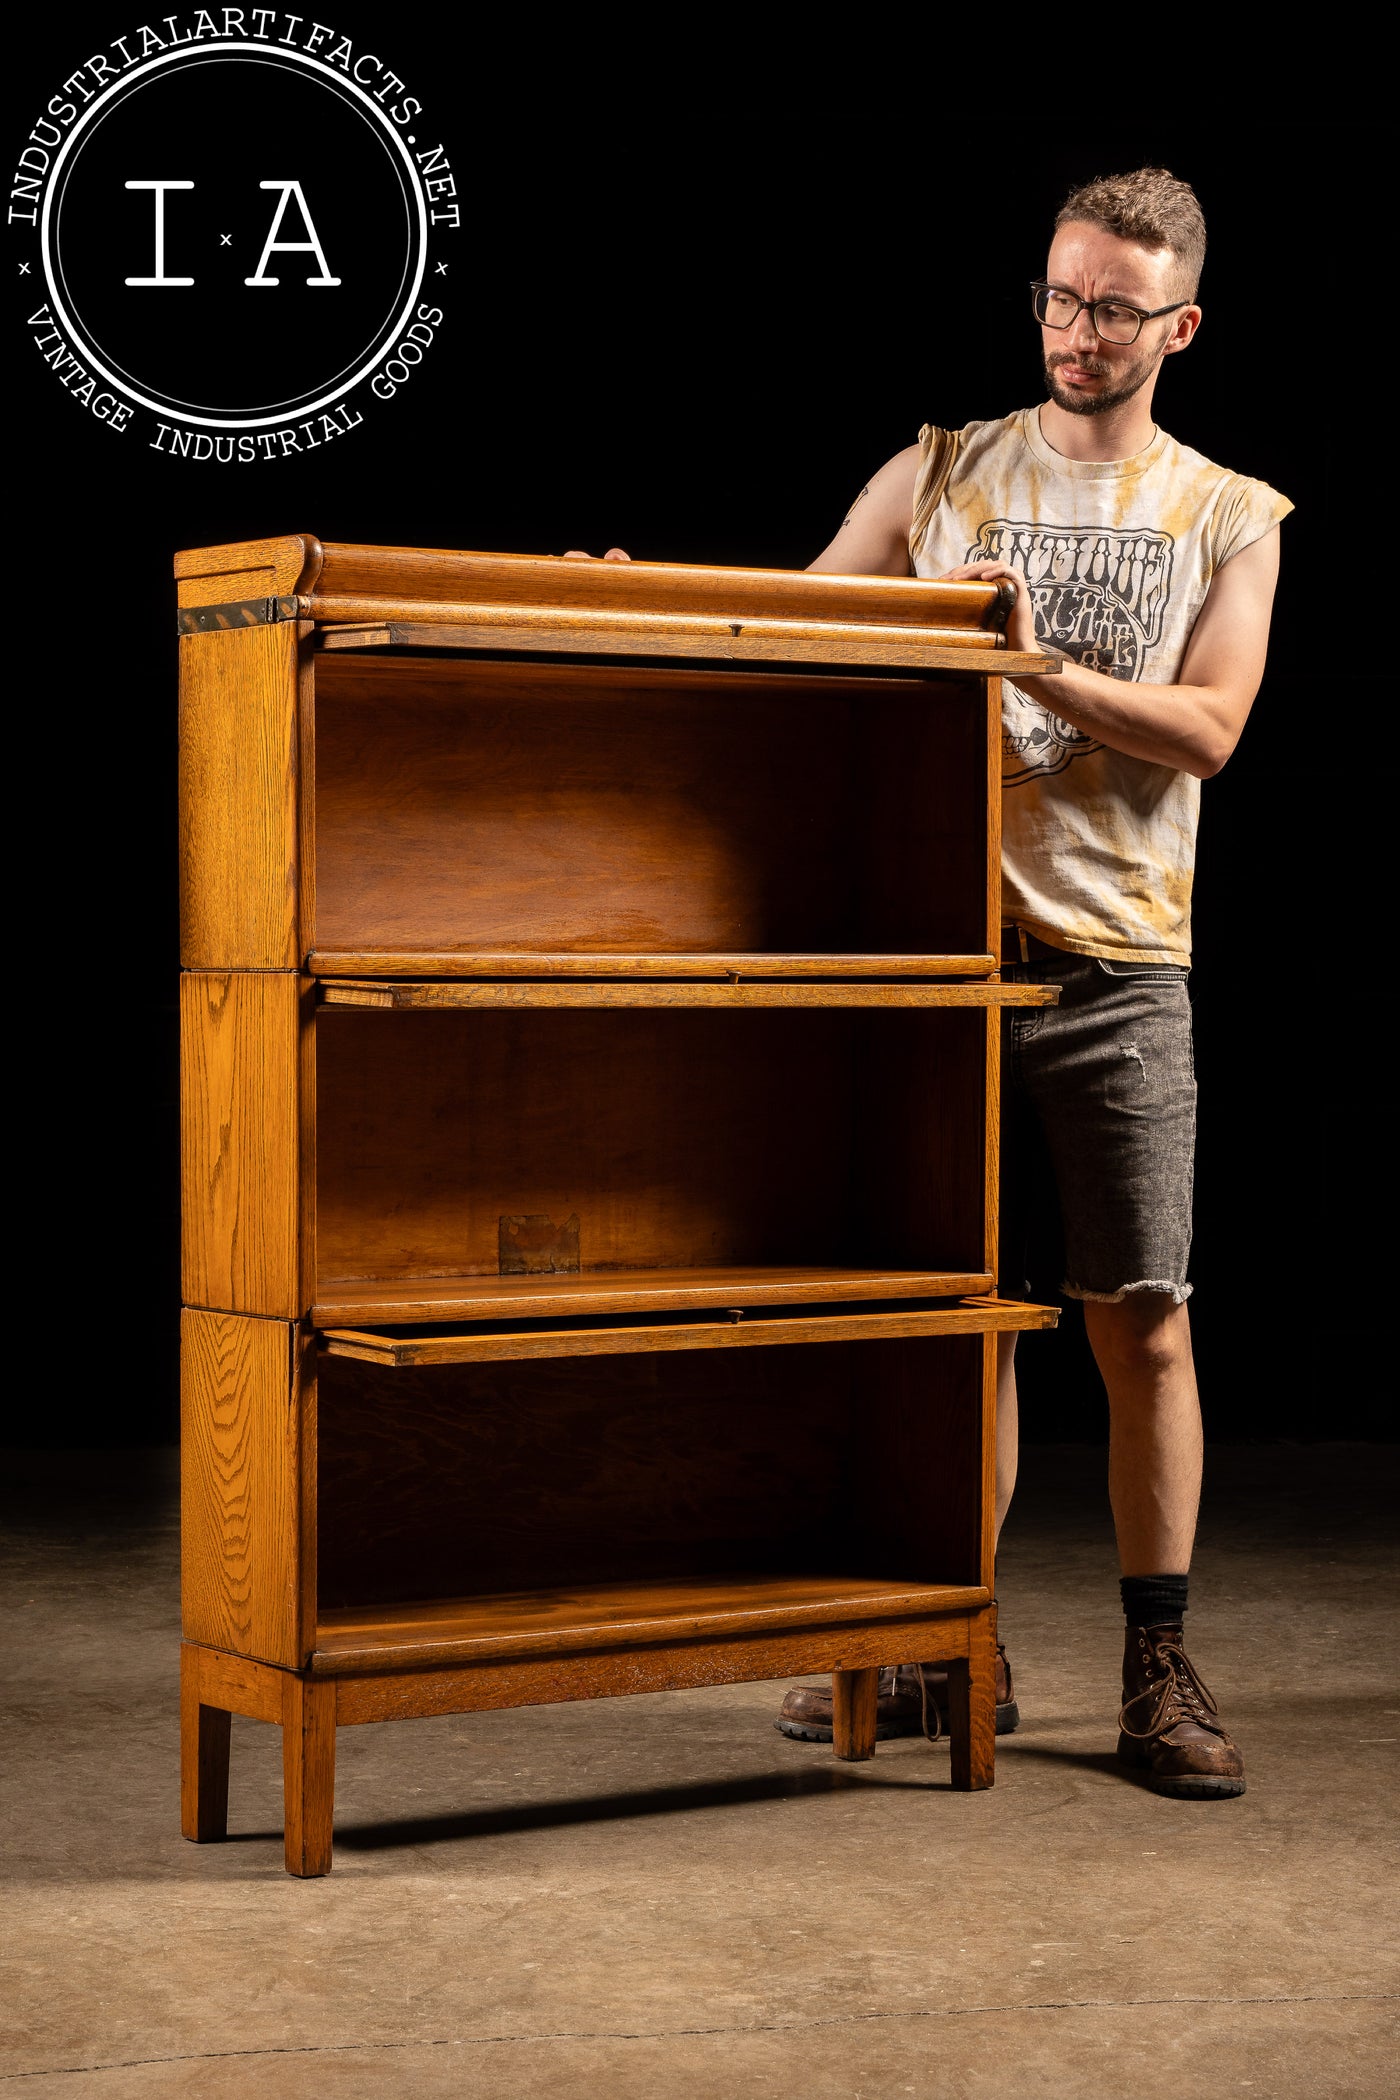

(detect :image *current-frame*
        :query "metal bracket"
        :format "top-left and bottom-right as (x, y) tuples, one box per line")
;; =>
(177, 594), (300, 635)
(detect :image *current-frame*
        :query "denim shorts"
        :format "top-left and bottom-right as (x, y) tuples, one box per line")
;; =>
(1000, 956), (1196, 1304)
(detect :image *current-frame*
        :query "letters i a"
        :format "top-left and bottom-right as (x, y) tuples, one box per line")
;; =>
(123, 180), (340, 286)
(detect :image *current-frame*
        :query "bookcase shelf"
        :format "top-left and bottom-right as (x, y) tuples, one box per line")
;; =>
(313, 1573), (990, 1676)
(177, 536), (1060, 1875)
(312, 1267), (999, 1330)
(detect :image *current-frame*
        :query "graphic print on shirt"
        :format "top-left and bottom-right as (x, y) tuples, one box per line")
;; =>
(969, 522), (1175, 785)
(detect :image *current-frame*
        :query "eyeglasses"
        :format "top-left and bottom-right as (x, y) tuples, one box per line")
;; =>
(1031, 280), (1189, 347)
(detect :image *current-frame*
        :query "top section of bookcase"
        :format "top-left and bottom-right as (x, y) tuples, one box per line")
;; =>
(176, 537), (1058, 979)
(173, 534), (1061, 679)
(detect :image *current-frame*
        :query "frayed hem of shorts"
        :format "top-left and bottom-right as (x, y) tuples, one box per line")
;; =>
(1063, 1279), (1193, 1305)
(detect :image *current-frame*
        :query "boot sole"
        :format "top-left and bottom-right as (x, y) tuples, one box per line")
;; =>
(1144, 1772), (1246, 1799)
(776, 1702), (1020, 1744)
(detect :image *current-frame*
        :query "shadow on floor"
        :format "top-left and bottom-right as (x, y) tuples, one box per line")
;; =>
(333, 1762), (944, 1851)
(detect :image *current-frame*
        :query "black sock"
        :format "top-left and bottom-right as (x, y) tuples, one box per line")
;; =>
(1120, 1573), (1188, 1630)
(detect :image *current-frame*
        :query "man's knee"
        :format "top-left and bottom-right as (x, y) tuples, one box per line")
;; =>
(1085, 1292), (1193, 1379)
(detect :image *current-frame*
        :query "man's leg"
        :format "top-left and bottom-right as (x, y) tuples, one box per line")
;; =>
(1084, 1290), (1242, 1796)
(996, 1329), (1019, 1543)
(1085, 1294), (1200, 1575)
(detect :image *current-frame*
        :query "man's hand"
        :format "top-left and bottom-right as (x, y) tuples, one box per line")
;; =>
(940, 560), (1040, 654)
(562, 548), (632, 561)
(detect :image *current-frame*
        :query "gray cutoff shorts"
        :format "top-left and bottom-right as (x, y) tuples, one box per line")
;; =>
(1000, 955), (1196, 1304)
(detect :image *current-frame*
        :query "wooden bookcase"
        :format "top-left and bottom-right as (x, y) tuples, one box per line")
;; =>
(177, 536), (1060, 1875)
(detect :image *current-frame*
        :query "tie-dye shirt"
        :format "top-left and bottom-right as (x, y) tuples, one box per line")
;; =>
(911, 408), (1291, 963)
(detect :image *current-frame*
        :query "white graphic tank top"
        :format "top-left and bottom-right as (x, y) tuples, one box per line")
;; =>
(911, 408), (1291, 963)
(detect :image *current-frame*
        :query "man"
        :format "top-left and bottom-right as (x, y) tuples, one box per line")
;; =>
(571, 168), (1289, 1798)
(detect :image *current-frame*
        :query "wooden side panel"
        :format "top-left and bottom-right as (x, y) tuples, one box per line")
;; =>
(179, 623), (300, 969)
(181, 971), (305, 1316)
(180, 1310), (313, 1668)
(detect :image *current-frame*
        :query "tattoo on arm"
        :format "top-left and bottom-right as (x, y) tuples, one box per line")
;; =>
(841, 485), (871, 529)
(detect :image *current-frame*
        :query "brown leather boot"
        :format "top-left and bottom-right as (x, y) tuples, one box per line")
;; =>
(775, 1666), (929, 1742)
(1117, 1625), (1246, 1798)
(896, 1645), (1021, 1736)
(775, 1646), (1018, 1743)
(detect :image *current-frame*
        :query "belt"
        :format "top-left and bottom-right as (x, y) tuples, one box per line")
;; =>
(1001, 924), (1071, 964)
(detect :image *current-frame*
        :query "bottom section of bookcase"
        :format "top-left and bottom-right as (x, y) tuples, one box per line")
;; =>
(180, 1305), (1052, 1873)
(181, 1593), (1001, 1875)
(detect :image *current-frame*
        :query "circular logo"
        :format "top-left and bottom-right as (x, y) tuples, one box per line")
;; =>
(44, 45), (424, 426)
(14, 21), (454, 457)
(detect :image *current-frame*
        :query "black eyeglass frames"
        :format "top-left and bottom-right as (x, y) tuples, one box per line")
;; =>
(1030, 280), (1189, 347)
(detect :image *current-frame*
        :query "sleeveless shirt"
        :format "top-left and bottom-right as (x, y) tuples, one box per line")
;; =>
(910, 408), (1291, 963)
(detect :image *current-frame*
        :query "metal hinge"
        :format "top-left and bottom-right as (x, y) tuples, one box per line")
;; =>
(177, 594), (300, 635)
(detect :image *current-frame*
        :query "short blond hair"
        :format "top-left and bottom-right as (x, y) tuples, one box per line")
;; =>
(1055, 168), (1206, 300)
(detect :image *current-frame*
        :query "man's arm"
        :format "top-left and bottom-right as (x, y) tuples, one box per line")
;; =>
(563, 446), (920, 574)
(805, 446), (920, 576)
(945, 527), (1282, 779)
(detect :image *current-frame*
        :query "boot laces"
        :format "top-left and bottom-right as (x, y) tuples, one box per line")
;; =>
(885, 1654), (940, 1738)
(1118, 1634), (1224, 1743)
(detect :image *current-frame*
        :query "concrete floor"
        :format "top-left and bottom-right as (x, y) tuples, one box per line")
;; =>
(2, 1443), (1395, 2099)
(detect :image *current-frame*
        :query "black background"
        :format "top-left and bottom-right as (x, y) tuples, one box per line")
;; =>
(4, 18), (1347, 1448)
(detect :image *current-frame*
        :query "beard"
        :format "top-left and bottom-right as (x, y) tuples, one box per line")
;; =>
(1044, 344), (1160, 417)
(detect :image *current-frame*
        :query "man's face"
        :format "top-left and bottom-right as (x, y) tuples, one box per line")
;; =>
(1040, 223), (1199, 417)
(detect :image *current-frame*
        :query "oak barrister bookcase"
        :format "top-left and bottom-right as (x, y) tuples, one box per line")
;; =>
(177, 536), (1061, 1876)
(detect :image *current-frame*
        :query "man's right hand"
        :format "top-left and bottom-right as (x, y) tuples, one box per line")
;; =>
(562, 548), (632, 561)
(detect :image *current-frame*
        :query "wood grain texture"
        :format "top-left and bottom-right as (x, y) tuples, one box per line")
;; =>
(312, 951), (999, 979)
(282, 1672), (336, 1877)
(318, 981), (1060, 1010)
(311, 1268), (999, 1328)
(308, 610), (1060, 676)
(948, 1608), (997, 1791)
(319, 1298), (1058, 1366)
(181, 971), (305, 1316)
(311, 655), (996, 962)
(180, 1311), (310, 1668)
(334, 1614), (973, 1725)
(179, 1645), (230, 1841)
(179, 623), (301, 970)
(181, 1641), (287, 1724)
(315, 1009), (991, 1294)
(303, 545), (1014, 629)
(314, 1573), (985, 1674)
(832, 1668), (880, 1761)
(175, 534), (323, 603)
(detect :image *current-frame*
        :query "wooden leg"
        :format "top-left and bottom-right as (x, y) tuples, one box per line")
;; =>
(180, 1646), (231, 1842)
(831, 1666), (880, 1761)
(948, 1612), (996, 1791)
(282, 1674), (337, 1877)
